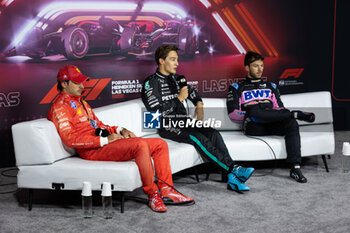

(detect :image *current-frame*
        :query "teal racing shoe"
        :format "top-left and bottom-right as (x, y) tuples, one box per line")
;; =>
(231, 165), (255, 183)
(227, 173), (250, 193)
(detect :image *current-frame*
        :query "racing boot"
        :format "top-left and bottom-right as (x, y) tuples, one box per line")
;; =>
(290, 165), (308, 183)
(160, 186), (195, 205)
(291, 110), (315, 123)
(227, 173), (250, 193)
(231, 165), (255, 183)
(148, 191), (167, 212)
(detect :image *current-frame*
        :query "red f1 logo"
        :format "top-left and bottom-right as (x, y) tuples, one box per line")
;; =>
(280, 68), (304, 79)
(40, 78), (111, 104)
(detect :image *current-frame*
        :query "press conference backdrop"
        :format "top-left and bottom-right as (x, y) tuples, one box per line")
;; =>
(0, 0), (346, 167)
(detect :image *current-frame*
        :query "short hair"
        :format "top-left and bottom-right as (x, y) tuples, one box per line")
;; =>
(154, 45), (179, 65)
(244, 51), (264, 66)
(57, 81), (69, 91)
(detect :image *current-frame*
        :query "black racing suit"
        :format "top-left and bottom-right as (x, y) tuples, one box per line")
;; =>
(226, 77), (301, 164)
(142, 70), (235, 172)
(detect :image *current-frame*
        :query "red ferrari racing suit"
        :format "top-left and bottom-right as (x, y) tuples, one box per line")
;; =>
(47, 92), (173, 194)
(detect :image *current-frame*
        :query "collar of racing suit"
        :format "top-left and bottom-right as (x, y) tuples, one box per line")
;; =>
(60, 91), (82, 102)
(155, 69), (176, 79)
(245, 76), (262, 83)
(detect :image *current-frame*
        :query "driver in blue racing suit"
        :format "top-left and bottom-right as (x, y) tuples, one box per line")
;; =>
(227, 51), (315, 183)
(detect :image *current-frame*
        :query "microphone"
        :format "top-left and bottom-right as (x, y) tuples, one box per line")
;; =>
(176, 75), (189, 114)
(95, 128), (110, 137)
(176, 75), (187, 88)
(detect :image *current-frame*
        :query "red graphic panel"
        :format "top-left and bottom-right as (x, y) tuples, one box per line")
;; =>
(40, 79), (111, 104)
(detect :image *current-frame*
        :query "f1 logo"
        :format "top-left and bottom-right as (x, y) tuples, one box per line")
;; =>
(143, 110), (161, 129)
(40, 78), (111, 104)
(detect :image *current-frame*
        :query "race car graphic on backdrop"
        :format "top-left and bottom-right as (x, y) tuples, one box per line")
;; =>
(3, 1), (212, 60)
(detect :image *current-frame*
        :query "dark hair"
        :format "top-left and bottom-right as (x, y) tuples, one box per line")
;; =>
(154, 45), (179, 65)
(244, 51), (264, 66)
(57, 81), (69, 91)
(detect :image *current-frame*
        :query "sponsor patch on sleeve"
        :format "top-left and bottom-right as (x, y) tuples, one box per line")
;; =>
(231, 83), (239, 90)
(145, 81), (150, 90)
(271, 82), (277, 89)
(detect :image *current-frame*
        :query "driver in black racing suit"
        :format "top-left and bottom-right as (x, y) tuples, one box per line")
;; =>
(142, 45), (255, 193)
(227, 51), (315, 183)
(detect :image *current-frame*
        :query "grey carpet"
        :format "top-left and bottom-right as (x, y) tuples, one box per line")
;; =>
(1, 131), (350, 233)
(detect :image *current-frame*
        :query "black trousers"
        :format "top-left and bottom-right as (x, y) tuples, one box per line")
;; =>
(244, 105), (301, 164)
(159, 126), (235, 172)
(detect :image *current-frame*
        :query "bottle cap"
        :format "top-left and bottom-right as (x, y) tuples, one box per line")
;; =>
(82, 181), (92, 196)
(101, 182), (112, 196)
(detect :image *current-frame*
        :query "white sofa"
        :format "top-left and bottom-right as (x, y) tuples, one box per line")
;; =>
(11, 91), (335, 211)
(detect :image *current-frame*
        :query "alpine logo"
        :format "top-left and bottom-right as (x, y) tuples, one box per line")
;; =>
(40, 78), (111, 104)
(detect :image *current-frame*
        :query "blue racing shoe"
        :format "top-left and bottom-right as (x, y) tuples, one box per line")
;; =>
(227, 173), (250, 193)
(231, 165), (255, 183)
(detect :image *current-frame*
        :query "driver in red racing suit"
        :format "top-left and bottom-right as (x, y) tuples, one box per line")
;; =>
(47, 65), (194, 212)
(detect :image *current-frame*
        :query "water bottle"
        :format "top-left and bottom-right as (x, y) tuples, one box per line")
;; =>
(342, 142), (350, 173)
(82, 181), (93, 218)
(101, 182), (113, 219)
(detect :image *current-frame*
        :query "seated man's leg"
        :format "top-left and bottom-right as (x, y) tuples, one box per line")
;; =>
(144, 138), (194, 204)
(197, 127), (234, 171)
(199, 127), (254, 183)
(248, 105), (315, 124)
(271, 118), (307, 183)
(247, 104), (291, 124)
(160, 128), (233, 173)
(245, 117), (307, 183)
(243, 118), (268, 136)
(291, 110), (315, 123)
(159, 128), (252, 192)
(276, 118), (301, 165)
(244, 105), (301, 163)
(81, 137), (167, 212)
(143, 138), (173, 189)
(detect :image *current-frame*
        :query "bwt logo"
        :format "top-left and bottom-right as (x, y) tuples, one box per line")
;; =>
(280, 68), (304, 79)
(143, 110), (161, 129)
(0, 92), (20, 107)
(243, 89), (271, 101)
(40, 78), (111, 104)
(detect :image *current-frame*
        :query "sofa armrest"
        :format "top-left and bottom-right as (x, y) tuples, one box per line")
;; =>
(12, 118), (75, 166)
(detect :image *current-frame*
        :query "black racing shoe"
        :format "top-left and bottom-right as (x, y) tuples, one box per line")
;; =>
(292, 110), (315, 123)
(290, 168), (308, 183)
